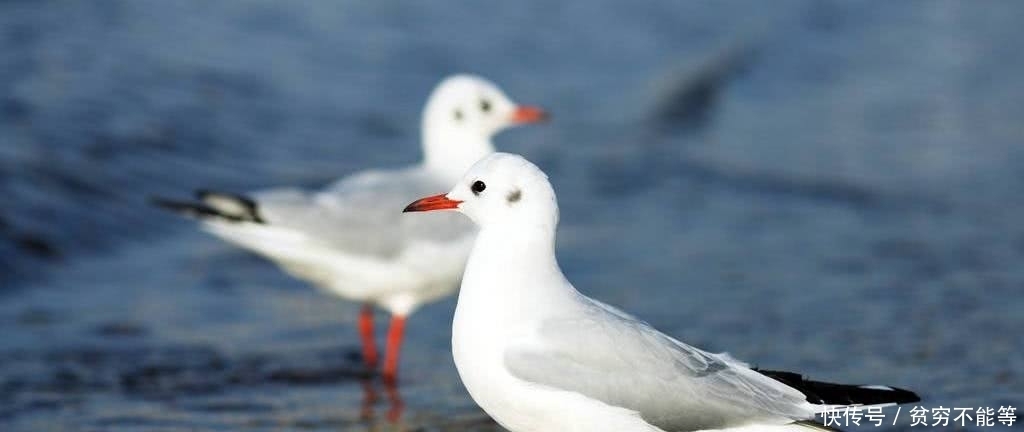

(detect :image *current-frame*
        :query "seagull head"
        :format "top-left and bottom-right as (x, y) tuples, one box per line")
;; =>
(404, 152), (559, 229)
(422, 76), (547, 177)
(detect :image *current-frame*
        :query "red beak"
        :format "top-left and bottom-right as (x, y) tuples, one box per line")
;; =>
(510, 105), (549, 124)
(403, 193), (462, 213)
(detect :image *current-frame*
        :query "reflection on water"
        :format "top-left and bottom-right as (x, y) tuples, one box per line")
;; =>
(360, 379), (405, 425)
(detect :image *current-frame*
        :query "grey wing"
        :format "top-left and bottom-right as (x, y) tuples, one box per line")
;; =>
(504, 297), (817, 431)
(253, 167), (472, 259)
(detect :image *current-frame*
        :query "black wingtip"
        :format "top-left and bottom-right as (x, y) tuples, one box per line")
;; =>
(150, 196), (259, 223)
(857, 384), (921, 404)
(149, 196), (222, 219)
(194, 190), (265, 224)
(794, 420), (845, 431)
(755, 368), (921, 406)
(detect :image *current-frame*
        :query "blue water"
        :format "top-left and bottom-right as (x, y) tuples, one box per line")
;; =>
(2, 1), (1022, 431)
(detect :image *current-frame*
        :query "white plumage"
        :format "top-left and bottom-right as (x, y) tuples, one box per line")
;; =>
(404, 153), (918, 432)
(158, 76), (546, 382)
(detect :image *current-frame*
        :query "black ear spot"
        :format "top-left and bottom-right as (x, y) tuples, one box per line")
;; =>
(506, 189), (522, 204)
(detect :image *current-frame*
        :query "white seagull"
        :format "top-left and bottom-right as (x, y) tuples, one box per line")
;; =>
(154, 76), (547, 383)
(403, 153), (920, 432)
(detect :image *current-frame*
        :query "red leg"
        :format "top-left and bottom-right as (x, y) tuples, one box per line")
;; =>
(382, 315), (406, 385)
(359, 305), (378, 369)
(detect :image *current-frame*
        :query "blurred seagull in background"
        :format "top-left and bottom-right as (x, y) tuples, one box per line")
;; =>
(154, 75), (547, 383)
(404, 153), (920, 432)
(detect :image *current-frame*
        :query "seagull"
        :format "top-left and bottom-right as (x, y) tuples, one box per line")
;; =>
(153, 76), (547, 383)
(403, 153), (920, 432)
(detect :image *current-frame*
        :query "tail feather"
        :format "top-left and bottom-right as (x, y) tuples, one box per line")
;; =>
(755, 369), (920, 407)
(712, 421), (845, 431)
(150, 190), (264, 224)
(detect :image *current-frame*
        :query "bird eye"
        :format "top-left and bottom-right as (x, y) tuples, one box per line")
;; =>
(454, 109), (464, 121)
(480, 99), (492, 113)
(471, 180), (486, 195)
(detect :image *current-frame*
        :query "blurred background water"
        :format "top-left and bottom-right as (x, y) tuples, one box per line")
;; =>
(1, 1), (1022, 431)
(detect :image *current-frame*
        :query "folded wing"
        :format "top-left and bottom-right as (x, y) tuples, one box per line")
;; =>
(504, 296), (818, 431)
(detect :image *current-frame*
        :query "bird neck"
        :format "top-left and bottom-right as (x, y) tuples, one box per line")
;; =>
(458, 224), (573, 321)
(478, 223), (559, 265)
(422, 126), (497, 182)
